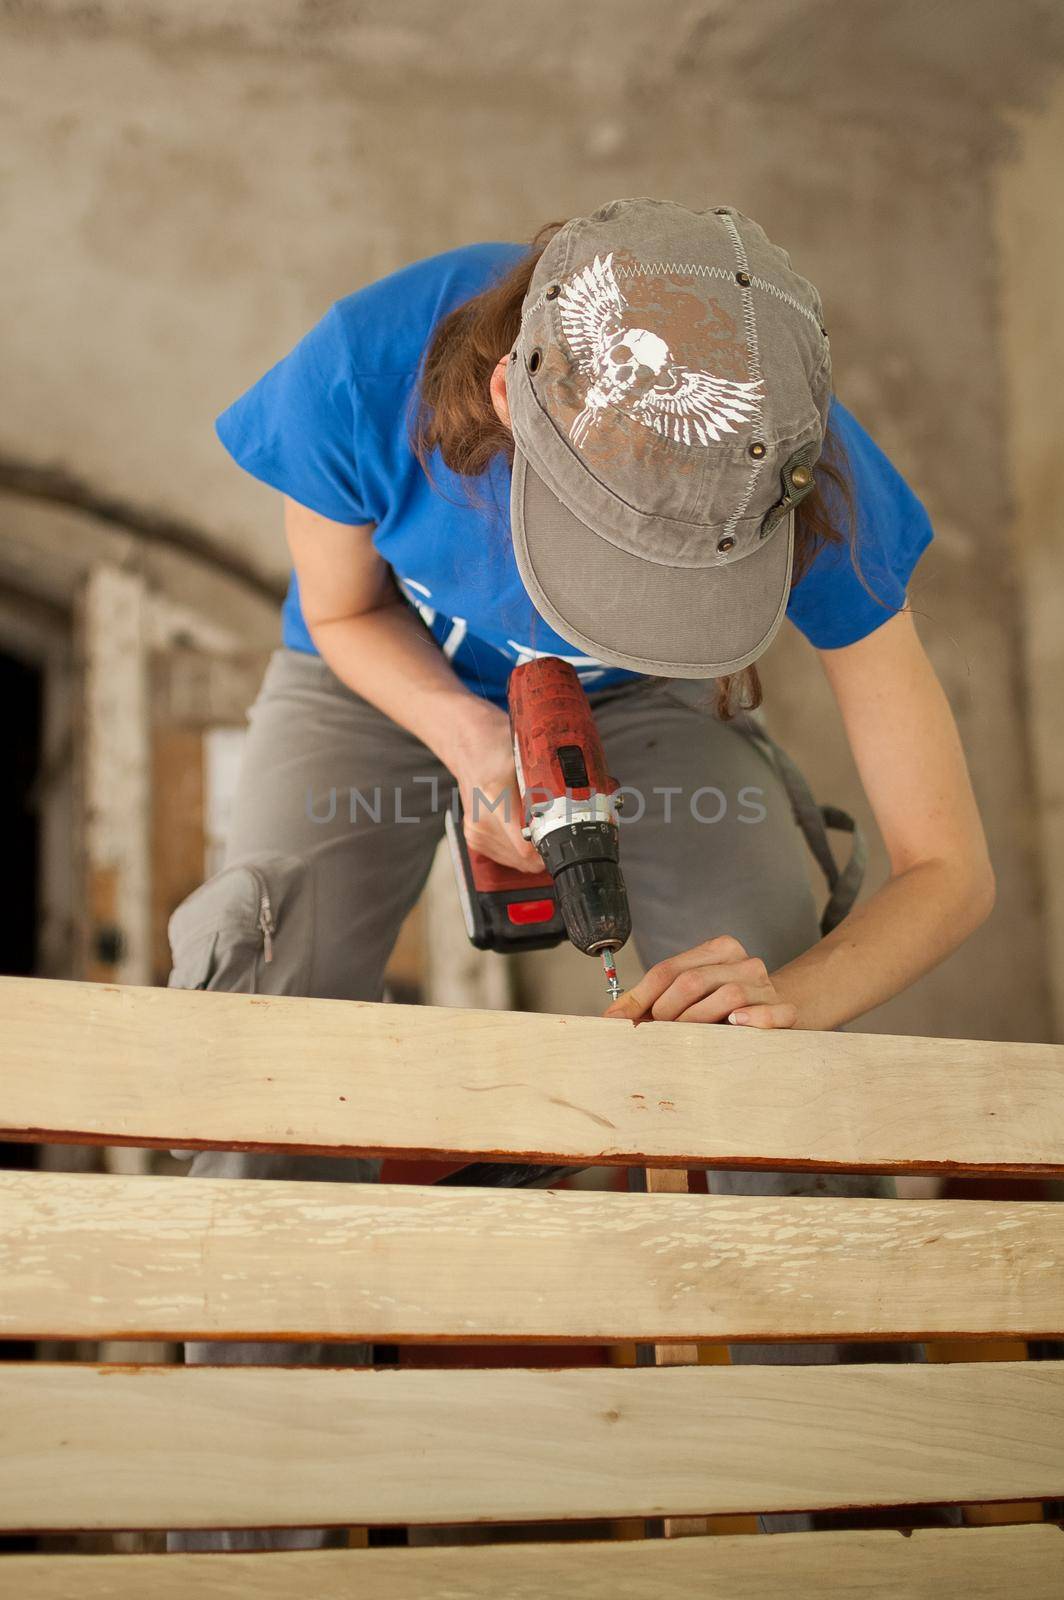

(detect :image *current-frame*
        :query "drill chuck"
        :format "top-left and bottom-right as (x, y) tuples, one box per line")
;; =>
(539, 821), (631, 956)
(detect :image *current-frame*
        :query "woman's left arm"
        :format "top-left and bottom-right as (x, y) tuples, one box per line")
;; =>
(607, 609), (996, 1030)
(767, 608), (994, 1028)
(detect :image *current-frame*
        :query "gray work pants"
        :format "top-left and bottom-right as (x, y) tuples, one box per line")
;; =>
(167, 648), (950, 1546)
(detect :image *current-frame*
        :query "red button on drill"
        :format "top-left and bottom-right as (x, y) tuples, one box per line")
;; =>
(506, 899), (555, 925)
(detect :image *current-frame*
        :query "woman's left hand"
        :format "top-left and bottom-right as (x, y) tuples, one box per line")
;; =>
(603, 935), (797, 1028)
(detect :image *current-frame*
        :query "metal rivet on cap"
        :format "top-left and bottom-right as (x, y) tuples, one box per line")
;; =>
(790, 464), (813, 489)
(748, 441), (766, 460)
(545, 284), (561, 300)
(717, 535), (736, 553)
(735, 270), (751, 287)
(528, 348), (543, 374)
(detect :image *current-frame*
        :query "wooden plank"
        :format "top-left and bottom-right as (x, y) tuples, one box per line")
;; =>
(645, 1164), (704, 1357)
(3, 1525), (1064, 1600)
(2, 1362), (1063, 1530)
(5, 1171), (1062, 1344)
(2, 979), (1063, 1173)
(924, 1339), (1046, 1526)
(644, 1167), (712, 1539)
(607, 1330), (747, 1540)
(149, 725), (204, 986)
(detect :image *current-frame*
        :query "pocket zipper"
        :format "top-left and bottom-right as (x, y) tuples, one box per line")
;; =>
(169, 859), (282, 994)
(231, 862), (276, 967)
(257, 891), (275, 964)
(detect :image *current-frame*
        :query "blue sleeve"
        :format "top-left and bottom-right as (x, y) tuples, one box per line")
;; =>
(215, 305), (373, 524)
(786, 397), (934, 649)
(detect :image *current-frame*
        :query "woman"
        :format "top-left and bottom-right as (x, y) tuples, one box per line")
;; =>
(169, 198), (991, 1547)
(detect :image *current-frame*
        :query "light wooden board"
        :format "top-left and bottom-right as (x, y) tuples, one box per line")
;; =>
(2, 1362), (1063, 1530)
(3, 1525), (1064, 1600)
(5, 1171), (1062, 1344)
(643, 1167), (712, 1538)
(2, 978), (1063, 1172)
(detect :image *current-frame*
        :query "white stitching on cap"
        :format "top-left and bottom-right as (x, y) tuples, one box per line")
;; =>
(718, 213), (765, 540)
(721, 216), (761, 386)
(723, 216), (750, 272)
(521, 264), (734, 329)
(520, 288), (551, 328)
(613, 261), (734, 283)
(748, 275), (824, 333)
(519, 262), (824, 337)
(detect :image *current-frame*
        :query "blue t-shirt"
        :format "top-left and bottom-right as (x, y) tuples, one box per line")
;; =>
(216, 242), (933, 706)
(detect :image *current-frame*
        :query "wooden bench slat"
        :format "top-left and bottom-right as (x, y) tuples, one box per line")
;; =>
(4, 1171), (1062, 1343)
(2, 1362), (1062, 1530)
(2, 1525), (1064, 1600)
(2, 978), (1063, 1172)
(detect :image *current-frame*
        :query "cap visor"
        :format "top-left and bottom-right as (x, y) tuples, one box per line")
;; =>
(511, 449), (794, 678)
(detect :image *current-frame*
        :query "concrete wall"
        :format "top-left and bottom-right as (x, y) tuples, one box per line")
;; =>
(995, 74), (1064, 1038)
(3, 1), (1063, 1039)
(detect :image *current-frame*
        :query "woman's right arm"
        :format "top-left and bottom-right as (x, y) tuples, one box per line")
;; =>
(284, 495), (540, 872)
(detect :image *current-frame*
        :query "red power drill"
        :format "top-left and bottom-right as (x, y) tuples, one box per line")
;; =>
(446, 657), (631, 1000)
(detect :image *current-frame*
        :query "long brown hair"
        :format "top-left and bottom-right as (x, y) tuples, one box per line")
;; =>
(412, 221), (855, 718)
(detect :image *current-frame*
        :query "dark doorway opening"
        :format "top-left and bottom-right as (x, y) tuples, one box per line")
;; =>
(0, 654), (42, 1557)
(0, 650), (42, 978)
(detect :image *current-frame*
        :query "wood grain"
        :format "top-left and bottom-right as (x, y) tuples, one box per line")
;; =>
(2, 1362), (1062, 1530)
(5, 1171), (1061, 1343)
(3, 1525), (1064, 1600)
(2, 978), (1063, 1172)
(644, 1166), (714, 1539)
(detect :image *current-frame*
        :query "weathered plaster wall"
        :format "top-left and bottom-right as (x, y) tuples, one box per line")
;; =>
(996, 74), (1064, 1038)
(2, 1), (1062, 1038)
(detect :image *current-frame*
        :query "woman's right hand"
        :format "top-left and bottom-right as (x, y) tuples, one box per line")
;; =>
(449, 704), (543, 874)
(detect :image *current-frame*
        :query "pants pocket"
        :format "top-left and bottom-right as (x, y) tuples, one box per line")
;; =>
(166, 852), (315, 996)
(166, 854), (315, 1161)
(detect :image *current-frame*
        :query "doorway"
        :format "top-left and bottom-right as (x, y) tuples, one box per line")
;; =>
(0, 650), (42, 978)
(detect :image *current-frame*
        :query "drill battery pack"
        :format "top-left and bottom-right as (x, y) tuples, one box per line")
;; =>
(445, 808), (567, 954)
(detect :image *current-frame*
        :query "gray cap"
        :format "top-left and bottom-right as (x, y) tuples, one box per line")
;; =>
(507, 197), (832, 677)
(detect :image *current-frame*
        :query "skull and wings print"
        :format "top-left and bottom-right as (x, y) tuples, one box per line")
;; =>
(555, 252), (763, 452)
